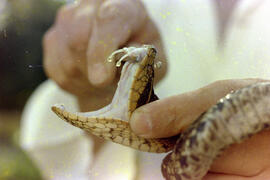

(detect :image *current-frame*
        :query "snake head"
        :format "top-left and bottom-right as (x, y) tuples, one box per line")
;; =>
(51, 45), (175, 153)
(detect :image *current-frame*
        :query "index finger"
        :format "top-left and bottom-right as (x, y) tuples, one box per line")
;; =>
(87, 0), (147, 87)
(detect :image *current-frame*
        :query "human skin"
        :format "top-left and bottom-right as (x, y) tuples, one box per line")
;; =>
(43, 0), (270, 179)
(43, 0), (167, 156)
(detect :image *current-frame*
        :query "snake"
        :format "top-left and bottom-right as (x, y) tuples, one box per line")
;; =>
(52, 45), (270, 180)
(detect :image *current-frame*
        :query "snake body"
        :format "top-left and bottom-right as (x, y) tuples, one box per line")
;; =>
(52, 45), (270, 180)
(162, 82), (270, 180)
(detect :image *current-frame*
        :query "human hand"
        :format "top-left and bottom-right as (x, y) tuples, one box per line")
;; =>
(43, 0), (167, 111)
(130, 78), (270, 179)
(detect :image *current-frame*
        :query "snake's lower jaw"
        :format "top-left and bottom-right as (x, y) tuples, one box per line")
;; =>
(51, 104), (176, 153)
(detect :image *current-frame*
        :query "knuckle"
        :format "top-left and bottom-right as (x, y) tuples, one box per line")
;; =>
(98, 0), (131, 19)
(56, 4), (76, 24)
(97, 0), (147, 33)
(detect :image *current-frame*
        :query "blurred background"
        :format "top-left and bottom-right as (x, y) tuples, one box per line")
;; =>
(0, 0), (68, 179)
(1, 0), (269, 179)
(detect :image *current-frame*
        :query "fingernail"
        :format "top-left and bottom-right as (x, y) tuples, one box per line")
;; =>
(88, 63), (107, 85)
(130, 110), (152, 137)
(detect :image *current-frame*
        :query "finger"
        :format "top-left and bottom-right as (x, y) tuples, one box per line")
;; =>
(209, 130), (270, 177)
(43, 28), (92, 95)
(43, 28), (65, 82)
(52, 1), (99, 77)
(204, 165), (270, 180)
(87, 0), (147, 87)
(66, 0), (102, 53)
(59, 47), (95, 95)
(130, 78), (270, 138)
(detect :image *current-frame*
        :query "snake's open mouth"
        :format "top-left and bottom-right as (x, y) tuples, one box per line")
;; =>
(52, 45), (175, 153)
(54, 45), (156, 122)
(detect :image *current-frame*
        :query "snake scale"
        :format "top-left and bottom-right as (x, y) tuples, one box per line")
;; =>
(52, 45), (270, 180)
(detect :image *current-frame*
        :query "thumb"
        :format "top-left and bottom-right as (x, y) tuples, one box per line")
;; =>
(130, 78), (270, 138)
(87, 0), (146, 87)
(130, 91), (203, 139)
